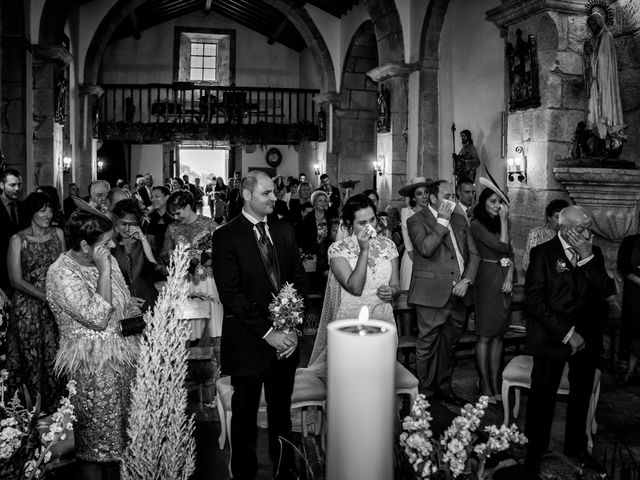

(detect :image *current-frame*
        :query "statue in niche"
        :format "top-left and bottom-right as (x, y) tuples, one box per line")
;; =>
(507, 29), (540, 111)
(54, 72), (67, 125)
(581, 1), (627, 154)
(376, 84), (390, 133)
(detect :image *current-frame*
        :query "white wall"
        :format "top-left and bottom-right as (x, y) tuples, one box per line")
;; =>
(238, 145), (300, 179)
(131, 144), (164, 184)
(101, 10), (302, 87)
(438, 0), (504, 185)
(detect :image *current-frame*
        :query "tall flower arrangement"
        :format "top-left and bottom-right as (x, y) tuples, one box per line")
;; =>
(400, 395), (527, 479)
(121, 244), (196, 480)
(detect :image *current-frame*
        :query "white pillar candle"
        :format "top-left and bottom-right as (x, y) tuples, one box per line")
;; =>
(326, 314), (397, 480)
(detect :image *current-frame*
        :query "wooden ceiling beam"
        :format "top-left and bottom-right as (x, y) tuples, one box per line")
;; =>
(204, 0), (213, 14)
(267, 0), (305, 46)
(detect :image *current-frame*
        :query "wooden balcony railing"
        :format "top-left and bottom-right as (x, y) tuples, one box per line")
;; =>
(99, 83), (320, 126)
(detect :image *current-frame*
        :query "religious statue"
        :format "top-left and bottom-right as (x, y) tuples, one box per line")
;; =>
(452, 129), (480, 181)
(376, 84), (390, 133)
(582, 3), (626, 149)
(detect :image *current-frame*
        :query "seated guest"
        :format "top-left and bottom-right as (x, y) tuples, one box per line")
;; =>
(46, 204), (140, 477)
(298, 190), (333, 293)
(522, 199), (570, 272)
(145, 185), (173, 256)
(111, 199), (159, 312)
(304, 194), (400, 373)
(6, 192), (66, 413)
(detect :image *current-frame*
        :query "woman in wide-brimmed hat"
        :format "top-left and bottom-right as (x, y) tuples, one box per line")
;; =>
(470, 176), (514, 403)
(398, 177), (431, 290)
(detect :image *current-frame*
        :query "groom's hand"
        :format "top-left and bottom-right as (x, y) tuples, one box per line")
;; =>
(278, 332), (299, 359)
(264, 330), (291, 351)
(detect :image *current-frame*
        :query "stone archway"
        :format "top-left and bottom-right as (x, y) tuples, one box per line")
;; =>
(417, 0), (451, 178)
(38, 0), (75, 45)
(335, 20), (379, 192)
(362, 0), (405, 65)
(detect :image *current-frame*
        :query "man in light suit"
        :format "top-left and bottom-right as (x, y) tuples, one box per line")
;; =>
(408, 180), (480, 405)
(524, 206), (614, 474)
(212, 170), (307, 480)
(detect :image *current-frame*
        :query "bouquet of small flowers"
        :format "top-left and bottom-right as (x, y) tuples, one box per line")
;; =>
(0, 371), (77, 479)
(400, 395), (527, 479)
(268, 282), (304, 336)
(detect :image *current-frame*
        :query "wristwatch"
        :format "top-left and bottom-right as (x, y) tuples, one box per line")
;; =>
(460, 277), (472, 285)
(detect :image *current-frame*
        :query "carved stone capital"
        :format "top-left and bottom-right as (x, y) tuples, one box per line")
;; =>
(366, 63), (411, 83)
(313, 92), (339, 105)
(486, 0), (587, 29)
(32, 45), (74, 66)
(79, 84), (105, 97)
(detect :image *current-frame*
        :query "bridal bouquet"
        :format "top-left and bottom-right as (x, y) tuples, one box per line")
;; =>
(400, 395), (527, 479)
(269, 282), (304, 336)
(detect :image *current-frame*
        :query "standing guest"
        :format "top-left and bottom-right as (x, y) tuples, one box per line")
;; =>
(211, 191), (228, 225)
(617, 230), (640, 384)
(524, 205), (614, 474)
(286, 180), (301, 218)
(212, 171), (307, 480)
(453, 130), (480, 181)
(214, 176), (228, 200)
(63, 182), (80, 219)
(385, 205), (404, 256)
(116, 179), (126, 189)
(107, 188), (130, 212)
(273, 176), (287, 201)
(111, 199), (159, 312)
(408, 180), (479, 405)
(144, 173), (154, 195)
(88, 179), (110, 212)
(121, 182), (132, 195)
(226, 178), (243, 221)
(46, 205), (140, 478)
(398, 177), (430, 291)
(0, 169), (26, 292)
(36, 185), (65, 228)
(135, 176), (151, 208)
(6, 192), (66, 413)
(145, 185), (173, 257)
(316, 174), (341, 219)
(522, 199), (570, 272)
(298, 172), (307, 183)
(193, 177), (205, 215)
(171, 176), (185, 192)
(162, 191), (223, 344)
(470, 179), (514, 402)
(299, 190), (333, 293)
(298, 181), (313, 209)
(182, 174), (197, 199)
(454, 177), (475, 225)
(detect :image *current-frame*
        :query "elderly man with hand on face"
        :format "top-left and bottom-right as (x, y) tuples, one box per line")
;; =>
(524, 205), (615, 475)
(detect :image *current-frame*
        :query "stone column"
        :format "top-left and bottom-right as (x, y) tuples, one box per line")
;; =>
(487, 2), (589, 276)
(78, 84), (105, 190)
(367, 63), (410, 208)
(32, 45), (73, 193)
(312, 91), (339, 186)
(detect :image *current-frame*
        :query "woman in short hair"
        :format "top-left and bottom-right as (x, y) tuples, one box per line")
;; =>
(6, 192), (66, 413)
(298, 190), (333, 293)
(46, 205), (140, 476)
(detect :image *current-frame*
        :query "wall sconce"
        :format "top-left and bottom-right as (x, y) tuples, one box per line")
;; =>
(373, 155), (385, 176)
(97, 159), (105, 173)
(507, 145), (526, 183)
(313, 163), (321, 176)
(62, 155), (72, 174)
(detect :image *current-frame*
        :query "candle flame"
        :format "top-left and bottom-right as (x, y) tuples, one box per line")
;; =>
(357, 306), (369, 323)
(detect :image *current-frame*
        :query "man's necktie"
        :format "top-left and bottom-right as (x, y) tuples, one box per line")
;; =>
(256, 221), (279, 289)
(8, 202), (17, 226)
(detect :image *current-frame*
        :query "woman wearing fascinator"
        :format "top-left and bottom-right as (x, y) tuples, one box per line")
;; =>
(45, 199), (141, 478)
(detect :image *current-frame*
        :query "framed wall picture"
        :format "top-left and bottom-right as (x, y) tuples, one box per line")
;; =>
(265, 147), (282, 167)
(507, 29), (541, 111)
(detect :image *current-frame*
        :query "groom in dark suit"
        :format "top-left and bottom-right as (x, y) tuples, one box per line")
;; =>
(524, 205), (614, 473)
(212, 171), (307, 480)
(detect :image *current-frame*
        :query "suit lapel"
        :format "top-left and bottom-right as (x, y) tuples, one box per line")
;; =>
(550, 236), (576, 292)
(239, 215), (278, 293)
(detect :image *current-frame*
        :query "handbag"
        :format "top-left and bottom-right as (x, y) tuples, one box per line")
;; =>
(120, 315), (146, 336)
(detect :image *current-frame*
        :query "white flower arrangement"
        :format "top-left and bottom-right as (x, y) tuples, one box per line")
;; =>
(400, 395), (527, 479)
(268, 282), (304, 335)
(0, 371), (76, 480)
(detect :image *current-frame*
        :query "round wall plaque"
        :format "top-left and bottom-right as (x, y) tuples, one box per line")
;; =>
(266, 147), (282, 167)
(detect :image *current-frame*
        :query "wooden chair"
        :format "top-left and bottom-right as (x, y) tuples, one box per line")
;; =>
(393, 290), (417, 370)
(181, 297), (214, 360)
(501, 354), (601, 452)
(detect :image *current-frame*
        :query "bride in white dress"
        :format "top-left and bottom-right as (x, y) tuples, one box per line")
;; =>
(303, 194), (400, 376)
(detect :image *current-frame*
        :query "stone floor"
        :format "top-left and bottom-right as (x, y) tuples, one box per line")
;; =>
(189, 336), (640, 480)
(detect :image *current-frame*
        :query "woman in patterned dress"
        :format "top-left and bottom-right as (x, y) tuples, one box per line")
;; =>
(46, 206), (140, 477)
(6, 192), (66, 413)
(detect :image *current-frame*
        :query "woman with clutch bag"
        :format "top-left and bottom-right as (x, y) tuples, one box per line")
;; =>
(46, 202), (140, 478)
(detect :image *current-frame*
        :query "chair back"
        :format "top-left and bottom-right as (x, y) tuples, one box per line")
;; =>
(181, 297), (213, 360)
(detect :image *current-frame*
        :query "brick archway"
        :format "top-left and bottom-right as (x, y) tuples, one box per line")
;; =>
(417, 0), (451, 177)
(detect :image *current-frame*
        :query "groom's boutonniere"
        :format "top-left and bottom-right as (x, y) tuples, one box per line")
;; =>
(555, 258), (569, 273)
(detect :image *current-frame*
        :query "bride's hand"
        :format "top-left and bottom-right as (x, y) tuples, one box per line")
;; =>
(356, 226), (372, 251)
